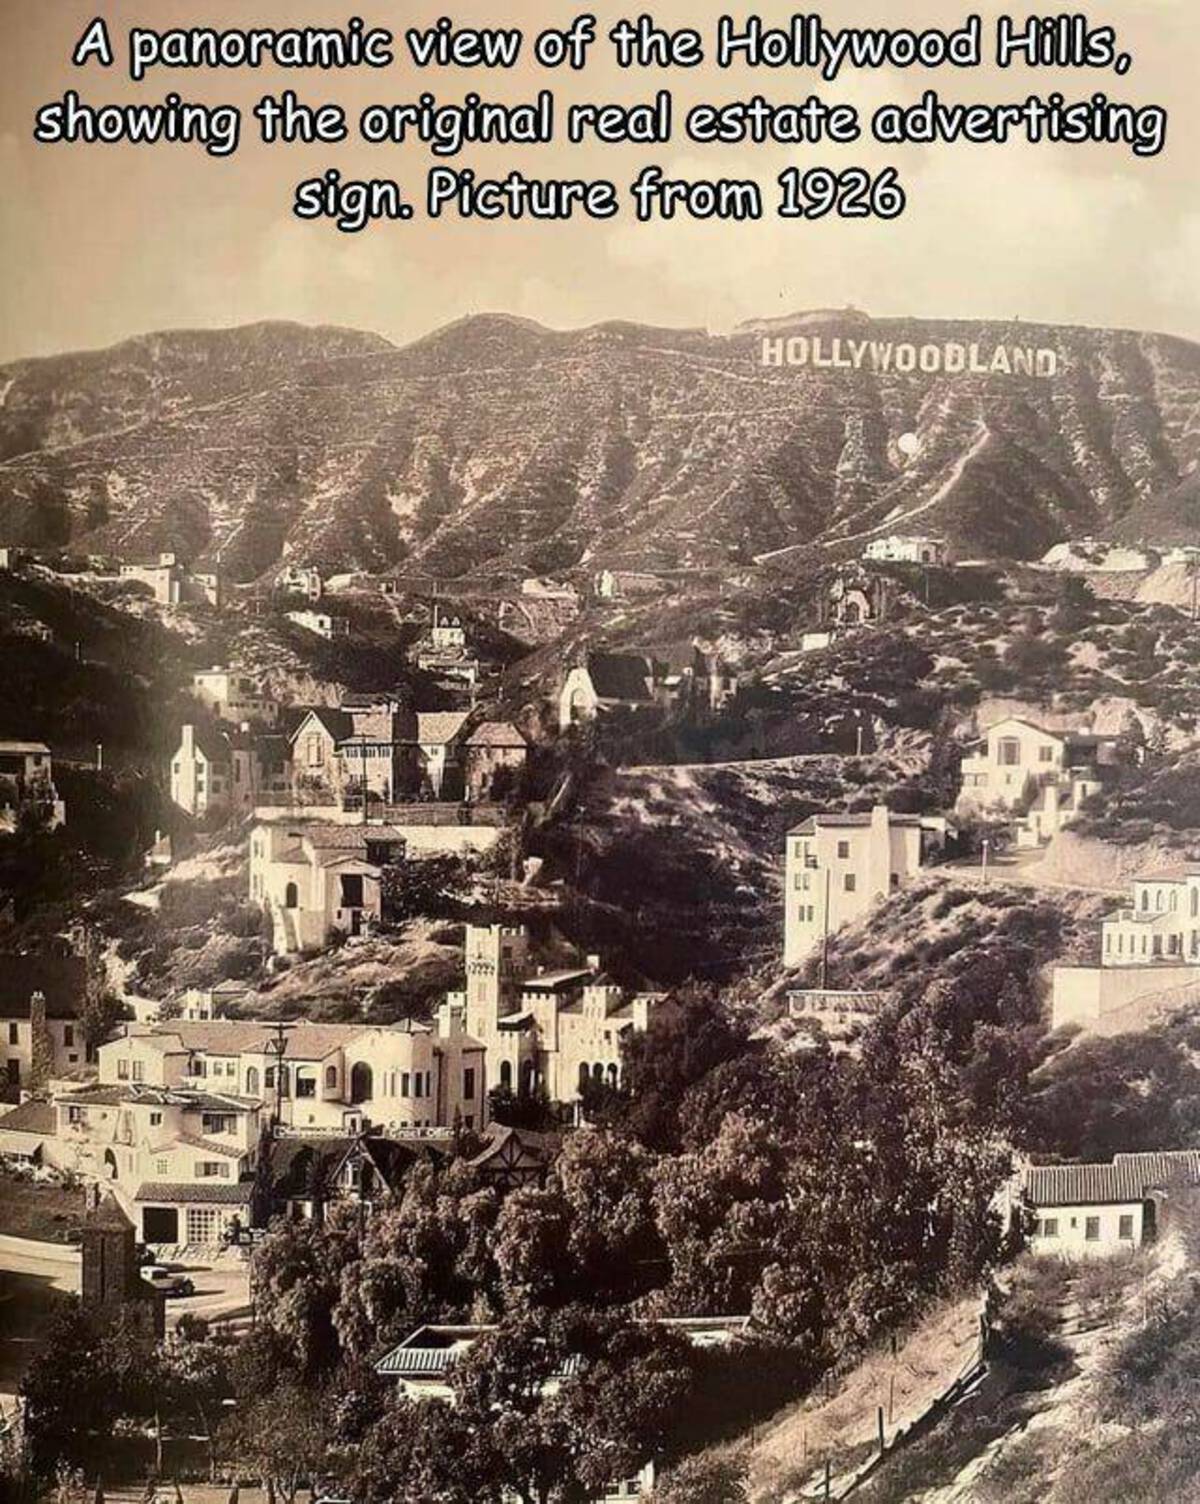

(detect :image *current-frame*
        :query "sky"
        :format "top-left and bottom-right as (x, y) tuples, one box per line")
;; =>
(1, 0), (1196, 361)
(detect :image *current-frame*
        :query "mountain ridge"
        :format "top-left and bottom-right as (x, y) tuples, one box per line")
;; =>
(1, 312), (1197, 579)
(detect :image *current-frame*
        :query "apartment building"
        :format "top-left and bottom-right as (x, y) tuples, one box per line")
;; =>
(783, 805), (934, 968)
(436, 923), (661, 1106)
(956, 716), (1123, 818)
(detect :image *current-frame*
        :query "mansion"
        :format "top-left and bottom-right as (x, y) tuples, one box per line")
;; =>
(0, 925), (658, 1246)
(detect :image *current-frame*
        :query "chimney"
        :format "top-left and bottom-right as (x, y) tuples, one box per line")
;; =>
(29, 990), (52, 1092)
(586, 953), (601, 972)
(181, 724), (196, 758)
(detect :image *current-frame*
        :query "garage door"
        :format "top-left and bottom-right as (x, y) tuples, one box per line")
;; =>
(186, 1207), (222, 1243)
(142, 1206), (179, 1243)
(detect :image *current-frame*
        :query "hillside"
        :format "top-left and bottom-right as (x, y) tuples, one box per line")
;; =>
(2, 313), (1199, 579)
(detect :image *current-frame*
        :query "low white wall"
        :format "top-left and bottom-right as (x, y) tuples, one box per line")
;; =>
(1052, 963), (1200, 1035)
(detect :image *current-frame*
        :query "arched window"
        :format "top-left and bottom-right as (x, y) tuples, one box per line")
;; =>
(325, 1065), (338, 1090)
(500, 1061), (513, 1090)
(592, 1063), (604, 1084)
(350, 1062), (373, 1104)
(285, 882), (299, 909)
(245, 1066), (259, 1096)
(264, 1067), (275, 1089)
(578, 1062), (590, 1092)
(607, 1063), (618, 1088)
(103, 1148), (118, 1180)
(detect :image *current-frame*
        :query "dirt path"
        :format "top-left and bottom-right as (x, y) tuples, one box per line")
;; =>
(742, 1293), (985, 1502)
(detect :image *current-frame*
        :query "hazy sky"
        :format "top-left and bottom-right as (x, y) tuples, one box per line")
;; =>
(1, 0), (1196, 361)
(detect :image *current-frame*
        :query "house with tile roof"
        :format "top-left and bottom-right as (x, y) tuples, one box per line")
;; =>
(784, 805), (945, 968)
(956, 716), (1127, 833)
(45, 1078), (264, 1245)
(1020, 1150), (1200, 1257)
(249, 818), (408, 952)
(98, 1015), (486, 1137)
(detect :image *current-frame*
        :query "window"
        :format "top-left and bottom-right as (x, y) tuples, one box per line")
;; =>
(464, 1067), (476, 1099)
(325, 1064), (337, 1090)
(295, 1075), (316, 1099)
(201, 1113), (234, 1135)
(197, 1160), (230, 1179)
(1085, 1216), (1101, 1242)
(401, 1071), (410, 1098)
(7, 1023), (17, 1046)
(149, 1111), (162, 1126)
(284, 882), (299, 909)
(1038, 746), (1054, 763)
(63, 1026), (74, 1046)
(156, 1158), (169, 1175)
(117, 1058), (130, 1080)
(1119, 1214), (1135, 1241)
(341, 873), (365, 909)
(997, 737), (1021, 766)
(132, 1060), (144, 1083)
(844, 874), (857, 893)
(836, 840), (850, 859)
(1040, 1218), (1059, 1238)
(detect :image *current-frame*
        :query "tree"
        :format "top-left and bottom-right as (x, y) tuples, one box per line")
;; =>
(217, 1382), (331, 1504)
(20, 1304), (119, 1477)
(352, 1308), (696, 1504)
(614, 985), (751, 1152)
(652, 1455), (749, 1503)
(72, 924), (126, 1054)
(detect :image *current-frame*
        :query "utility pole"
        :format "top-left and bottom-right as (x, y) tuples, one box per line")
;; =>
(981, 837), (990, 887)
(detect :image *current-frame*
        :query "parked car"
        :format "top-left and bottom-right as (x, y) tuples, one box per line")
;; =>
(139, 1264), (195, 1298)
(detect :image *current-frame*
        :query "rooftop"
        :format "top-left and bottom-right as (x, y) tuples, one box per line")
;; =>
(134, 1181), (254, 1205)
(1026, 1150), (1200, 1208)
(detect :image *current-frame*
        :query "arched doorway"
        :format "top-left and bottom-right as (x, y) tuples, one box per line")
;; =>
(578, 1062), (590, 1093)
(519, 1059), (536, 1097)
(349, 1062), (373, 1104)
(285, 881), (299, 909)
(499, 1061), (513, 1091)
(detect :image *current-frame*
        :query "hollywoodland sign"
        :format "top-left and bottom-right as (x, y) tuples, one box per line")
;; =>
(761, 334), (1059, 377)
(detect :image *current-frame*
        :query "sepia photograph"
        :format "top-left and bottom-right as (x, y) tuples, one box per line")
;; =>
(2, 1), (1200, 1500)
